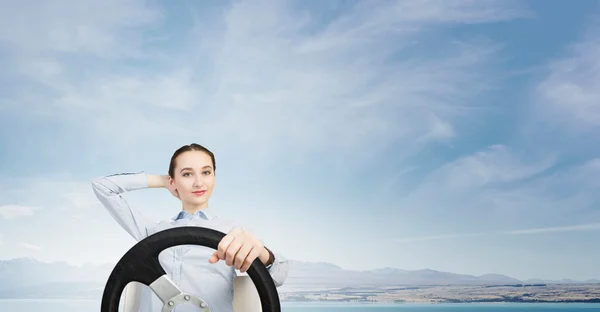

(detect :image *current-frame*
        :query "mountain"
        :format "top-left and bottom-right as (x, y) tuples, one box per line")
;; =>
(0, 257), (113, 292)
(0, 258), (597, 298)
(282, 261), (525, 290)
(0, 281), (104, 299)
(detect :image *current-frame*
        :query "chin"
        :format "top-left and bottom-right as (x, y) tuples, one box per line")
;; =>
(185, 197), (208, 205)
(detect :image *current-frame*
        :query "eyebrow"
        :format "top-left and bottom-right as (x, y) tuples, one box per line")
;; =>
(180, 166), (212, 172)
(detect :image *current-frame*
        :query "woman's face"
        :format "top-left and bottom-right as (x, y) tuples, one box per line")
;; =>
(170, 150), (215, 209)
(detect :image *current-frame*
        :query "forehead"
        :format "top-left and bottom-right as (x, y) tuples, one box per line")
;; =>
(175, 151), (212, 169)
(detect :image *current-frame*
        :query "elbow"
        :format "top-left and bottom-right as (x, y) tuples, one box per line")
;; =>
(91, 176), (112, 199)
(275, 272), (289, 287)
(274, 278), (286, 288)
(271, 262), (290, 287)
(91, 177), (102, 188)
(90, 178), (102, 195)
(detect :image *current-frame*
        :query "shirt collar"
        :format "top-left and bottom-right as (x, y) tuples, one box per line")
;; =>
(172, 208), (215, 221)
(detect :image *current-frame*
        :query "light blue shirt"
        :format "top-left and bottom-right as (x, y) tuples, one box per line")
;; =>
(91, 172), (289, 312)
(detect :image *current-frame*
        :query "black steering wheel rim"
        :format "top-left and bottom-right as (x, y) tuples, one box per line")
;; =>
(100, 226), (281, 312)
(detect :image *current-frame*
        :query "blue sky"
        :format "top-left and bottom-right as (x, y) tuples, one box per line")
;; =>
(0, 0), (599, 281)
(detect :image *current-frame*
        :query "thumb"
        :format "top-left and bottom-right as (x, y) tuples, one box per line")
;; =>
(208, 251), (219, 264)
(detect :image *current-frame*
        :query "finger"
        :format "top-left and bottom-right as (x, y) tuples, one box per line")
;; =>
(225, 238), (243, 266)
(240, 247), (262, 273)
(208, 251), (219, 264)
(234, 243), (253, 270)
(217, 234), (236, 260)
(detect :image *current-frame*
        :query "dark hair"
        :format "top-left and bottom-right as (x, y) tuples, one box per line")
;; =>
(168, 143), (216, 178)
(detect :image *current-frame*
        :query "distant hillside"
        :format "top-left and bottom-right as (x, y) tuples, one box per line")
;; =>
(0, 257), (597, 298)
(282, 261), (526, 290)
(0, 257), (113, 292)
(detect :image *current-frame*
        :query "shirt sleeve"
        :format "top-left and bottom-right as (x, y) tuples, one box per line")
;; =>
(91, 172), (156, 241)
(265, 250), (289, 287)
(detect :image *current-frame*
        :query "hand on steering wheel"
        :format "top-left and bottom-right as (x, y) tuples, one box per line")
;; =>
(209, 228), (268, 273)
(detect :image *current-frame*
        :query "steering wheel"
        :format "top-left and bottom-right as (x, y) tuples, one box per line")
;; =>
(100, 226), (281, 312)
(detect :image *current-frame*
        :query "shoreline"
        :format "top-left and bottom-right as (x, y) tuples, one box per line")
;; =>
(279, 283), (600, 304)
(0, 298), (599, 304)
(1, 283), (598, 304)
(281, 299), (600, 306)
(0, 297), (598, 304)
(0, 298), (600, 308)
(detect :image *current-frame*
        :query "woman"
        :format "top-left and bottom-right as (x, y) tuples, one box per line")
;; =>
(91, 143), (288, 312)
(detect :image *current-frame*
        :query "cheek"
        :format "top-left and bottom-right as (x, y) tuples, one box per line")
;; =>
(176, 181), (193, 191)
(206, 177), (216, 189)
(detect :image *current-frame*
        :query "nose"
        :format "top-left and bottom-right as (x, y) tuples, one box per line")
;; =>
(193, 175), (203, 187)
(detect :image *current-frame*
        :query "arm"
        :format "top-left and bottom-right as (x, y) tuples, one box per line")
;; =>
(91, 172), (168, 241)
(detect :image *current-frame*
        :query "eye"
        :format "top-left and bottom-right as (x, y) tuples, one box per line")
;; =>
(182, 172), (192, 177)
(202, 170), (212, 175)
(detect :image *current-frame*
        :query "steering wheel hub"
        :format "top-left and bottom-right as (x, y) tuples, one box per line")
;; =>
(149, 275), (210, 312)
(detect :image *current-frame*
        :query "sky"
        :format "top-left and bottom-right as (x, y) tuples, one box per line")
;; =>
(0, 0), (599, 281)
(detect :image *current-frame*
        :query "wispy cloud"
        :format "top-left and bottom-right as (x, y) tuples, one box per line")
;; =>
(505, 222), (600, 235)
(394, 146), (599, 238)
(422, 144), (556, 189)
(1, 0), (598, 280)
(0, 0), (161, 57)
(395, 232), (487, 243)
(535, 20), (600, 130)
(0, 0), (533, 168)
(19, 243), (41, 251)
(0, 177), (100, 212)
(0, 205), (40, 220)
(396, 222), (600, 243)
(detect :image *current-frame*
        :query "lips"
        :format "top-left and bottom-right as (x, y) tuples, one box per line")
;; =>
(192, 190), (206, 196)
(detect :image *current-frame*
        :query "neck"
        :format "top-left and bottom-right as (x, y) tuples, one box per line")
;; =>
(182, 203), (208, 214)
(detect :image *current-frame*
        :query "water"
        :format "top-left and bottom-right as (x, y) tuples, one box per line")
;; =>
(1, 299), (599, 312)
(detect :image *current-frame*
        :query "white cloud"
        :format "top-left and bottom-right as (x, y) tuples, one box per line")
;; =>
(13, 1), (599, 277)
(422, 144), (555, 189)
(197, 3), (516, 160)
(535, 18), (600, 131)
(396, 222), (600, 243)
(0, 177), (100, 212)
(0, 0), (161, 57)
(61, 186), (103, 211)
(0, 205), (40, 220)
(40, 69), (198, 112)
(395, 147), (599, 235)
(287, 0), (532, 53)
(19, 243), (42, 251)
(418, 114), (455, 142)
(506, 222), (600, 235)
(0, 0), (532, 167)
